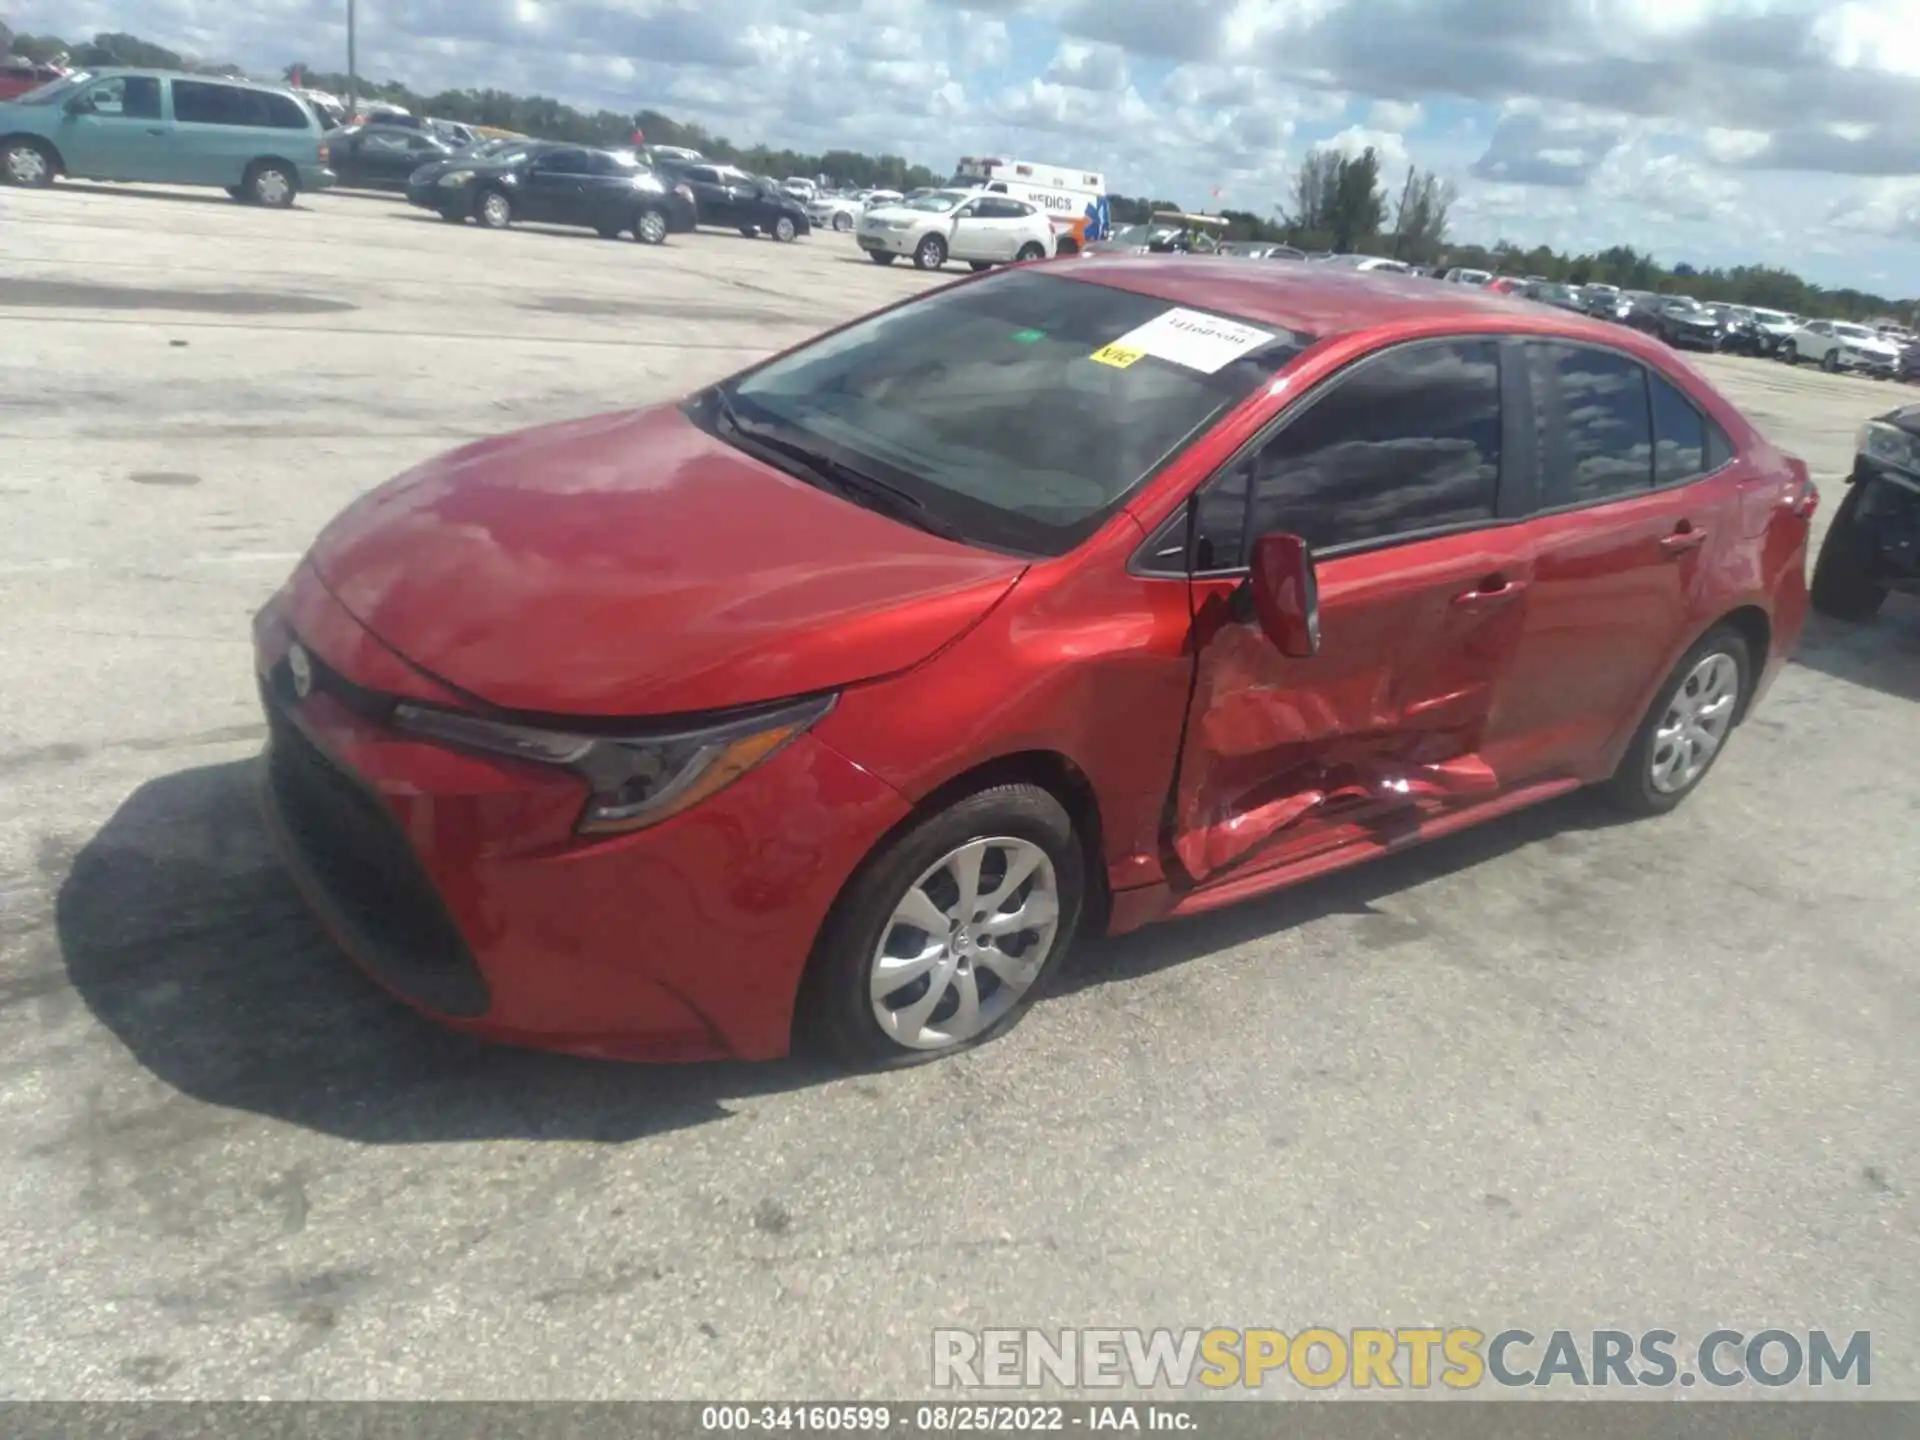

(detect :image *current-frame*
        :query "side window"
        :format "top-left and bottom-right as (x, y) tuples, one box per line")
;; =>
(685, 166), (717, 184)
(1194, 339), (1504, 563)
(361, 132), (407, 153)
(122, 76), (163, 120)
(1705, 423), (1734, 472)
(538, 149), (592, 174)
(263, 92), (312, 129)
(172, 80), (249, 125)
(405, 132), (443, 153)
(1649, 372), (1707, 485)
(82, 78), (128, 114)
(1529, 342), (1652, 506)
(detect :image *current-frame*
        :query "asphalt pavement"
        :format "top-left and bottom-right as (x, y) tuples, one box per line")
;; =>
(1, 181), (1916, 1401)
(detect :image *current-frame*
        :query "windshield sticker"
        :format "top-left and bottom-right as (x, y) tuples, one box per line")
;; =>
(1089, 342), (1146, 369)
(1104, 308), (1277, 374)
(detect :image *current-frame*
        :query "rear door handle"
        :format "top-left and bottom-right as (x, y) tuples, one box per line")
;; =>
(1660, 524), (1709, 555)
(1452, 575), (1528, 605)
(146, 127), (167, 135)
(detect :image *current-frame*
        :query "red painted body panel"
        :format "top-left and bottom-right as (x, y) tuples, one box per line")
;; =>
(307, 406), (1026, 717)
(253, 264), (1814, 1061)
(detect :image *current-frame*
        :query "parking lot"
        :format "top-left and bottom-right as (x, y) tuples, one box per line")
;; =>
(2, 180), (1917, 1400)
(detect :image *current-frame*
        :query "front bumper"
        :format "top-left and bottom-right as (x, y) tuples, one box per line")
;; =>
(1668, 324), (1719, 349)
(1838, 353), (1897, 377)
(858, 225), (920, 256)
(252, 568), (913, 1062)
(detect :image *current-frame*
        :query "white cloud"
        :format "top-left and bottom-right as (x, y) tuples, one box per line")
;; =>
(1369, 98), (1424, 131)
(1827, 178), (1920, 241)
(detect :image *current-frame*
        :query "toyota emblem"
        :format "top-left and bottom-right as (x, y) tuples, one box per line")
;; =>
(287, 643), (313, 700)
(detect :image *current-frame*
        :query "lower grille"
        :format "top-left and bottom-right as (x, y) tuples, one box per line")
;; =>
(265, 697), (490, 1017)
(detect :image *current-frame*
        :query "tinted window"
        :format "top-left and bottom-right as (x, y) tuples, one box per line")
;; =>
(172, 81), (269, 126)
(263, 92), (312, 129)
(719, 270), (1311, 556)
(1650, 373), (1707, 485)
(537, 149), (594, 174)
(359, 132), (409, 154)
(1530, 343), (1652, 506)
(1219, 340), (1504, 557)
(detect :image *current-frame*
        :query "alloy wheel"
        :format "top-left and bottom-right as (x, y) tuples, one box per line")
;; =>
(775, 216), (796, 241)
(637, 208), (667, 244)
(869, 837), (1062, 1051)
(4, 144), (49, 186)
(253, 167), (293, 207)
(1649, 652), (1739, 794)
(481, 192), (511, 228)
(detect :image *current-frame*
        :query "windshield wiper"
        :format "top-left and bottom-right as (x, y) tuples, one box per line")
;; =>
(709, 388), (969, 544)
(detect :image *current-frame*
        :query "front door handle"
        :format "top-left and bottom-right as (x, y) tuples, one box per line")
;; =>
(146, 127), (167, 135)
(1660, 523), (1708, 555)
(1452, 574), (1528, 605)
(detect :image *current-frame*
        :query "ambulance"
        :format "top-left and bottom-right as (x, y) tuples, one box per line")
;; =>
(948, 157), (1110, 253)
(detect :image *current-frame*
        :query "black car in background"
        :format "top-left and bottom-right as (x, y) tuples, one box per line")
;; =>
(1522, 280), (1587, 313)
(1704, 303), (1764, 355)
(1627, 293), (1721, 349)
(328, 123), (458, 190)
(657, 162), (811, 241)
(408, 144), (696, 242)
(1810, 400), (1920, 620)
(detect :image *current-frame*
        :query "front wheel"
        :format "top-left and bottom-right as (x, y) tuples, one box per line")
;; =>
(868, 249), (897, 265)
(1780, 341), (1798, 364)
(914, 233), (948, 270)
(832, 212), (853, 232)
(799, 785), (1085, 1068)
(1822, 349), (1840, 373)
(1, 138), (56, 188)
(1015, 241), (1047, 262)
(1810, 484), (1890, 621)
(476, 187), (513, 229)
(1601, 626), (1751, 816)
(772, 215), (797, 242)
(738, 224), (758, 238)
(968, 261), (993, 273)
(633, 207), (669, 245)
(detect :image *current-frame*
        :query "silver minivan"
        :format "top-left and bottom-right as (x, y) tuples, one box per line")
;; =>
(0, 68), (337, 206)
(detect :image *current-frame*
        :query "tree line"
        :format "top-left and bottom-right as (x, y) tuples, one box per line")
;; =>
(7, 25), (1912, 319)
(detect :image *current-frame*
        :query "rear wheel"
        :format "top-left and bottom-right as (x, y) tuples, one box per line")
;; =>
(969, 261), (993, 273)
(1810, 484), (1890, 621)
(634, 207), (669, 245)
(799, 784), (1085, 1068)
(772, 215), (797, 242)
(245, 161), (297, 208)
(477, 187), (513, 229)
(832, 212), (853, 232)
(914, 233), (947, 270)
(1780, 341), (1798, 364)
(868, 250), (897, 265)
(1822, 349), (1840, 373)
(1601, 625), (1750, 816)
(1, 137), (56, 188)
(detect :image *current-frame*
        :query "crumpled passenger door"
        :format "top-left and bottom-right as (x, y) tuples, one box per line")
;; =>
(1169, 526), (1535, 884)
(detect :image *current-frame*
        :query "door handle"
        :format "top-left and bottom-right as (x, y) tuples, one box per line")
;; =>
(1452, 575), (1528, 605)
(1660, 523), (1708, 555)
(146, 127), (167, 135)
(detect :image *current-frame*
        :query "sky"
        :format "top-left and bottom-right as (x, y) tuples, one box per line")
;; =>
(10, 0), (1920, 297)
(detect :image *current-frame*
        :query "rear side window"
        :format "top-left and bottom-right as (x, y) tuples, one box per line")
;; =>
(172, 81), (271, 126)
(263, 92), (313, 129)
(1529, 342), (1652, 506)
(1650, 373), (1706, 485)
(1228, 339), (1504, 557)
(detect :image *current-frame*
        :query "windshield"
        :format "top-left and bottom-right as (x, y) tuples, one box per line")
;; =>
(1834, 323), (1876, 341)
(11, 72), (89, 105)
(712, 269), (1312, 556)
(1750, 310), (1789, 325)
(1665, 297), (1703, 312)
(903, 190), (968, 212)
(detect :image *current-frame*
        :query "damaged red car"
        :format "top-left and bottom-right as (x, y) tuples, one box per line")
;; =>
(255, 260), (1817, 1067)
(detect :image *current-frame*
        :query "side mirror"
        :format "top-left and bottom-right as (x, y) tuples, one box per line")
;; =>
(1248, 532), (1321, 657)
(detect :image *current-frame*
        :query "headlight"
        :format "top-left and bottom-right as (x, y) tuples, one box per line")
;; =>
(1858, 420), (1920, 477)
(437, 170), (473, 186)
(391, 693), (836, 836)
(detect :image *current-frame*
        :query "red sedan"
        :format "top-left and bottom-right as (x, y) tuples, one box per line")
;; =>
(254, 259), (1817, 1067)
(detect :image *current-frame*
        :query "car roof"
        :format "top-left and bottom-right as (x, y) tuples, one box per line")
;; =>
(1057, 256), (1667, 345)
(67, 67), (296, 95)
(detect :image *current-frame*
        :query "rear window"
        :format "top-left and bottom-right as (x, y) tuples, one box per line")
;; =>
(712, 269), (1313, 555)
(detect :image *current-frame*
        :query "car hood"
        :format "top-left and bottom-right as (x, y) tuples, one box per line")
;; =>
(863, 204), (952, 224)
(1847, 338), (1901, 356)
(1879, 403), (1920, 436)
(307, 405), (1027, 717)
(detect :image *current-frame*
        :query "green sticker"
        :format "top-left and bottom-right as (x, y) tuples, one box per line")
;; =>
(1010, 328), (1047, 344)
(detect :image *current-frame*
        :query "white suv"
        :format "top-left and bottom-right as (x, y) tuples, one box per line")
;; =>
(1786, 320), (1902, 377)
(858, 190), (1057, 270)
(807, 187), (902, 232)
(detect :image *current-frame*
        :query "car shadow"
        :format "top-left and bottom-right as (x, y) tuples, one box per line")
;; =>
(54, 181), (313, 210)
(1790, 599), (1920, 702)
(60, 757), (1636, 1147)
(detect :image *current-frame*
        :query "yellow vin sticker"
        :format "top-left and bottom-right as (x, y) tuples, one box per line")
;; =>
(1090, 343), (1146, 369)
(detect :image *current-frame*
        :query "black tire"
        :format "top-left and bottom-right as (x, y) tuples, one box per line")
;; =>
(596, 224), (622, 239)
(914, 233), (948, 270)
(225, 185), (247, 201)
(633, 207), (669, 245)
(1821, 349), (1840, 373)
(798, 784), (1086, 1069)
(739, 224), (759, 238)
(1015, 242), (1047, 262)
(476, 187), (513, 229)
(1601, 624), (1752, 817)
(969, 261), (992, 272)
(868, 250), (896, 265)
(832, 212), (853, 232)
(1, 137), (57, 188)
(1809, 484), (1890, 621)
(772, 215), (797, 242)
(438, 209), (465, 224)
(1780, 341), (1797, 364)
(245, 160), (298, 208)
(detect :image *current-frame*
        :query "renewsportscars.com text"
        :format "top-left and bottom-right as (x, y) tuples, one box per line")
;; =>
(931, 1327), (1872, 1391)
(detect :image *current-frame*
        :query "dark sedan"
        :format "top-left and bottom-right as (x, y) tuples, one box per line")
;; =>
(658, 162), (811, 241)
(328, 123), (458, 190)
(1522, 280), (1587, 314)
(1628, 294), (1721, 350)
(1704, 304), (1764, 355)
(410, 145), (697, 243)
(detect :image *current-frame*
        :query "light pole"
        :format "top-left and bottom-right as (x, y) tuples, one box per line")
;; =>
(346, 0), (357, 119)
